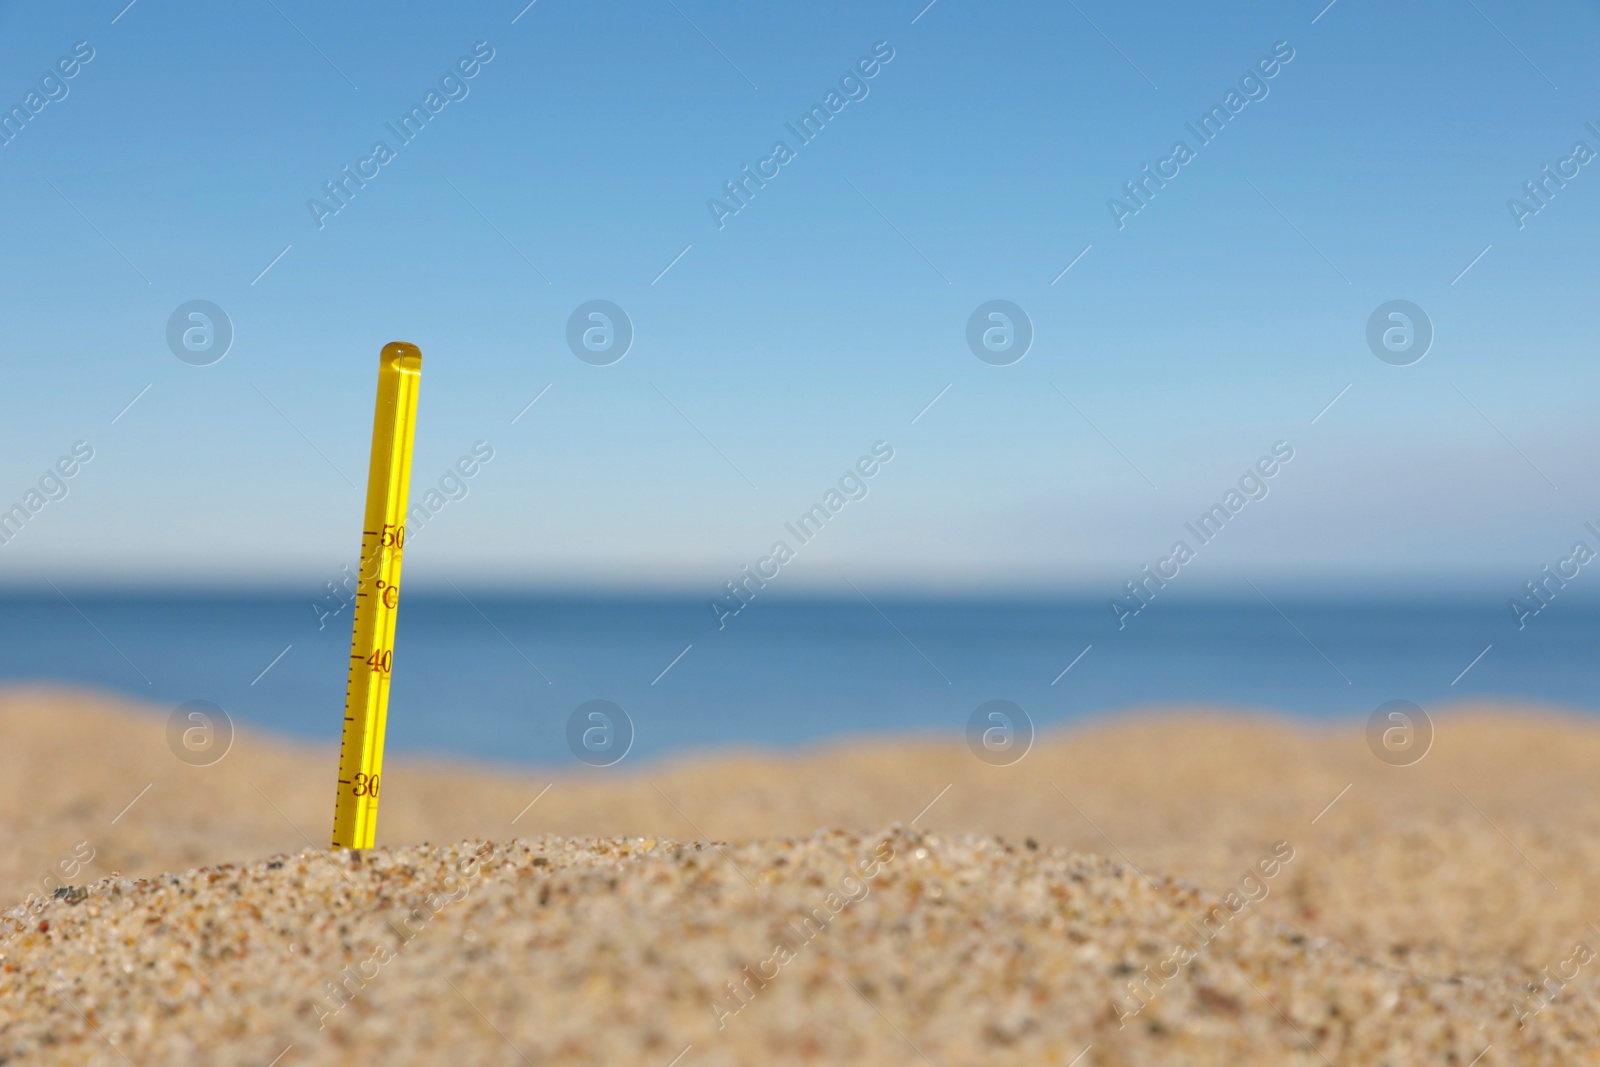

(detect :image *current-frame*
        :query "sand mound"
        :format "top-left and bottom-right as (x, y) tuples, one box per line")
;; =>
(3, 827), (1570, 1066)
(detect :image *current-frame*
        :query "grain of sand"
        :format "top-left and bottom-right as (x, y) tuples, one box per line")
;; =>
(4, 686), (1599, 1065)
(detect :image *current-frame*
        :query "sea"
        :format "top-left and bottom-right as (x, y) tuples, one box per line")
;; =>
(0, 589), (1592, 766)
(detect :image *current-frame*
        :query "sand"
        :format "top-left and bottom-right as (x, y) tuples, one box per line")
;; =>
(4, 686), (1600, 1064)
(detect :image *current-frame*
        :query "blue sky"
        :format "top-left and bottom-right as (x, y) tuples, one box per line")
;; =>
(0, 0), (1597, 596)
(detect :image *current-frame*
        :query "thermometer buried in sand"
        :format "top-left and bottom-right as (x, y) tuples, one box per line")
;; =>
(330, 342), (422, 849)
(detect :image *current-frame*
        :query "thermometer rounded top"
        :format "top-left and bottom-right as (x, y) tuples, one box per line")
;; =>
(382, 341), (423, 371)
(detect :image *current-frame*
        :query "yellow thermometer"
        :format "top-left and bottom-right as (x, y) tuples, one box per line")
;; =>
(330, 342), (422, 849)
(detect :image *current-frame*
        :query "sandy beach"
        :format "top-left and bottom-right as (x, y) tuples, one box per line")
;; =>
(5, 685), (1600, 1064)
